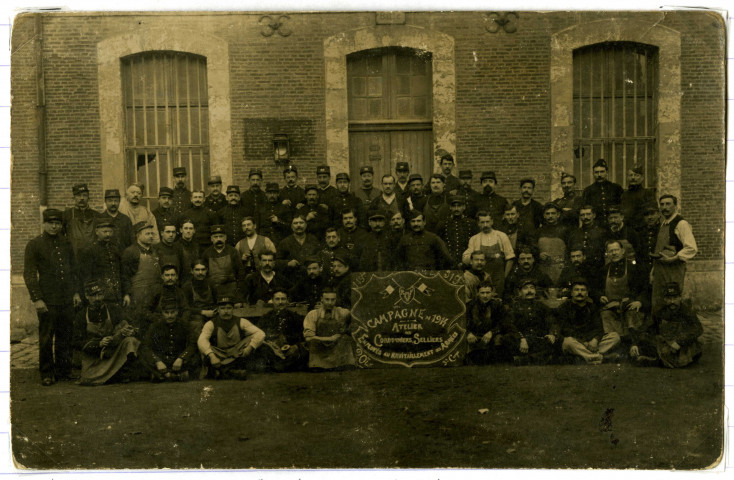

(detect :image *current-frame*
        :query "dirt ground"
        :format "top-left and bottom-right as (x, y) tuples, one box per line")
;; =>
(10, 343), (723, 471)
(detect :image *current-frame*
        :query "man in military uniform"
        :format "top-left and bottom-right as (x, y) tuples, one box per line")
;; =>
(456, 170), (482, 218)
(170, 166), (192, 217)
(243, 251), (291, 306)
(181, 190), (218, 251)
(637, 204), (661, 290)
(620, 165), (656, 231)
(582, 159), (623, 228)
(280, 165), (305, 209)
(598, 240), (647, 340)
(63, 183), (100, 258)
(512, 178), (544, 232)
(394, 161), (411, 197)
(503, 246), (552, 303)
(241, 168), (268, 217)
(153, 222), (189, 285)
(201, 225), (246, 303)
(353, 165), (382, 207)
(390, 210), (406, 238)
(396, 210), (453, 270)
(288, 256), (326, 311)
(315, 165), (339, 213)
(423, 174), (451, 233)
(100, 188), (133, 250)
(437, 196), (478, 269)
(204, 175), (227, 213)
(502, 278), (559, 365)
(152, 187), (178, 235)
(297, 185), (331, 239)
(405, 173), (427, 214)
(336, 207), (369, 266)
(553, 172), (583, 229)
(79, 218), (124, 316)
(333, 173), (363, 225)
(359, 210), (395, 272)
(475, 171), (509, 224)
(218, 185), (248, 247)
(24, 208), (82, 385)
(256, 182), (292, 245)
(425, 153), (460, 195)
(604, 206), (641, 263)
(566, 205), (607, 271)
(276, 215), (322, 283)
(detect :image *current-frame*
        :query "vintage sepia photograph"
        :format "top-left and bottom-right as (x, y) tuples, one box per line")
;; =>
(7, 8), (726, 470)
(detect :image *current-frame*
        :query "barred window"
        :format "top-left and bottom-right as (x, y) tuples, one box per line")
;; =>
(573, 42), (657, 188)
(122, 52), (210, 207)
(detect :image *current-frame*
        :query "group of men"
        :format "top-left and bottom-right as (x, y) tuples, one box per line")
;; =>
(23, 155), (703, 385)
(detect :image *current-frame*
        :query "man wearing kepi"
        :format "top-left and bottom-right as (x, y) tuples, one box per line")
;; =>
(650, 194), (698, 313)
(24, 208), (82, 386)
(303, 288), (355, 370)
(141, 298), (199, 382)
(582, 158), (623, 228)
(171, 166), (192, 217)
(100, 188), (133, 250)
(63, 183), (100, 258)
(197, 296), (265, 380)
(652, 282), (703, 368)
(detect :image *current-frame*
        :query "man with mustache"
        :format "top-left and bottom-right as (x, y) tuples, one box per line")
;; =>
(153, 222), (189, 285)
(405, 173), (427, 214)
(553, 173), (583, 229)
(438, 196), (479, 269)
(394, 162), (411, 197)
(204, 175), (228, 214)
(119, 183), (160, 244)
(121, 222), (161, 316)
(455, 170), (482, 218)
(170, 166), (192, 217)
(79, 219), (124, 318)
(243, 251), (291, 306)
(200, 225), (246, 303)
(141, 298), (199, 382)
(369, 174), (407, 221)
(241, 168), (268, 217)
(620, 165), (656, 231)
(603, 206), (641, 263)
(463, 211), (515, 298)
(354, 165), (382, 208)
(303, 288), (355, 370)
(296, 185), (331, 240)
(359, 210), (396, 272)
(396, 210), (452, 271)
(182, 259), (217, 335)
(152, 187), (178, 236)
(566, 205), (607, 272)
(333, 172), (364, 225)
(512, 178), (544, 233)
(256, 289), (308, 372)
(63, 183), (100, 258)
(598, 240), (646, 340)
(556, 278), (622, 364)
(535, 202), (568, 285)
(276, 215), (322, 283)
(288, 257), (326, 311)
(256, 182), (292, 245)
(423, 173), (451, 233)
(503, 245), (551, 303)
(474, 171), (509, 225)
(315, 165), (339, 214)
(280, 165), (306, 210)
(581, 158), (623, 228)
(557, 245), (599, 300)
(235, 216), (277, 275)
(181, 190), (218, 250)
(503, 278), (559, 365)
(218, 185), (249, 247)
(100, 189), (133, 250)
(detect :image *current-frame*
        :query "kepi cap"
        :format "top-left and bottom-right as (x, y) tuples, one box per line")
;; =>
(359, 166), (374, 175)
(173, 167), (187, 176)
(395, 162), (409, 172)
(42, 208), (63, 222)
(208, 175), (222, 185)
(104, 189), (121, 199)
(72, 183), (89, 195)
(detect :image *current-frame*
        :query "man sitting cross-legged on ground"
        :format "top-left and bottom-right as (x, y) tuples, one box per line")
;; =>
(197, 296), (265, 380)
(74, 280), (142, 386)
(253, 289), (308, 372)
(140, 298), (200, 382)
(465, 281), (512, 365)
(303, 287), (355, 370)
(556, 278), (622, 364)
(501, 278), (560, 365)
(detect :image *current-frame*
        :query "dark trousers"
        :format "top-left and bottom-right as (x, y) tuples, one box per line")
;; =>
(38, 305), (74, 379)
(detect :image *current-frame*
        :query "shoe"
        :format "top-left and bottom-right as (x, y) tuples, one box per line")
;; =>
(586, 354), (604, 365)
(41, 377), (54, 386)
(179, 371), (190, 382)
(229, 369), (248, 380)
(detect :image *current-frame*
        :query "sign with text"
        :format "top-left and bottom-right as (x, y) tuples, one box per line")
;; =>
(351, 271), (466, 368)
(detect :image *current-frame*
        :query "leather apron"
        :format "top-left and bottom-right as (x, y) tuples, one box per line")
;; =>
(130, 250), (160, 306)
(538, 236), (566, 285)
(480, 240), (506, 297)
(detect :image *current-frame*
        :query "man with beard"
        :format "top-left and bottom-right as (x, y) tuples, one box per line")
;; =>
(396, 210), (452, 271)
(303, 288), (355, 370)
(497, 204), (534, 251)
(465, 281), (511, 364)
(390, 210), (407, 238)
(556, 278), (622, 364)
(170, 166), (192, 217)
(25, 208), (83, 386)
(153, 222), (189, 285)
(315, 165), (339, 214)
(255, 289), (308, 372)
(121, 222), (161, 313)
(462, 211), (515, 298)
(557, 246), (599, 300)
(201, 225), (246, 303)
(394, 161), (411, 197)
(337, 208), (369, 265)
(198, 296), (266, 380)
(650, 194), (697, 313)
(152, 187), (178, 236)
(604, 206), (640, 263)
(74, 280), (141, 385)
(120, 183), (160, 244)
(177, 219), (200, 272)
(423, 174), (452, 233)
(79, 219), (124, 317)
(182, 190), (218, 250)
(359, 210), (395, 272)
(437, 196), (479, 269)
(241, 168), (268, 218)
(256, 182), (292, 244)
(455, 170), (482, 218)
(333, 173), (363, 225)
(218, 185), (248, 247)
(63, 183), (100, 258)
(182, 260), (217, 335)
(100, 189), (133, 249)
(297, 185), (331, 240)
(329, 252), (353, 308)
(141, 298), (199, 382)
(475, 171), (509, 224)
(235, 216), (277, 275)
(463, 251), (491, 302)
(598, 240), (647, 340)
(512, 178), (544, 232)
(566, 205), (607, 271)
(503, 246), (552, 303)
(289, 257), (326, 310)
(204, 175), (227, 213)
(424, 153), (460, 195)
(276, 215), (323, 282)
(354, 166), (382, 207)
(502, 279), (559, 365)
(369, 174), (407, 220)
(620, 165), (656, 231)
(536, 202), (568, 285)
(553, 173), (584, 229)
(280, 165), (306, 210)
(582, 159), (623, 228)
(243, 251), (291, 305)
(405, 173), (427, 214)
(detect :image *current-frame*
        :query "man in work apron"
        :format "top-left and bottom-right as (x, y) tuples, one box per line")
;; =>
(599, 241), (645, 338)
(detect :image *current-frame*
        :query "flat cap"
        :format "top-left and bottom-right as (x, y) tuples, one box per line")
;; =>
(133, 221), (154, 233)
(283, 165), (298, 175)
(304, 184), (319, 193)
(395, 162), (409, 172)
(449, 195), (465, 205)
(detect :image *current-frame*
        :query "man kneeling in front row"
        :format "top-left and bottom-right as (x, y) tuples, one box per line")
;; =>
(197, 296), (265, 379)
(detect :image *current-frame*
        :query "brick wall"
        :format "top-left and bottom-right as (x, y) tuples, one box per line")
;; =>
(10, 11), (725, 272)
